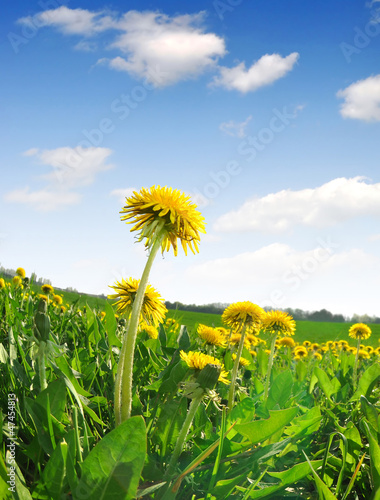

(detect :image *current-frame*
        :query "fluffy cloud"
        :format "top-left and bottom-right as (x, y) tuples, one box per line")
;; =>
(337, 75), (380, 121)
(219, 115), (252, 138)
(184, 243), (380, 314)
(5, 146), (113, 211)
(214, 177), (380, 233)
(18, 7), (226, 88)
(106, 11), (226, 86)
(211, 53), (299, 93)
(18, 6), (116, 36)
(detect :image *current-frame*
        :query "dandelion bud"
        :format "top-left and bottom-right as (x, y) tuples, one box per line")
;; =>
(197, 363), (221, 390)
(34, 299), (50, 342)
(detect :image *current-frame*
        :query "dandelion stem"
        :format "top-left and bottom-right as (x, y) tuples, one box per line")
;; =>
(165, 391), (204, 480)
(115, 225), (165, 425)
(263, 334), (277, 401)
(38, 341), (47, 391)
(228, 325), (247, 410)
(353, 335), (361, 389)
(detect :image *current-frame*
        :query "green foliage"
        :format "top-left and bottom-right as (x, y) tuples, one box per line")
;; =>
(0, 282), (379, 499)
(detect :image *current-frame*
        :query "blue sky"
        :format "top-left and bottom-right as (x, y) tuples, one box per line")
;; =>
(1, 0), (380, 317)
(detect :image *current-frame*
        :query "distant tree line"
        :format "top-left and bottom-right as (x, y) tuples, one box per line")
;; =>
(165, 301), (380, 324)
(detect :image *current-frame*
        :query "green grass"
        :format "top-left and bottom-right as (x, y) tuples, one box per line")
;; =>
(167, 309), (380, 347)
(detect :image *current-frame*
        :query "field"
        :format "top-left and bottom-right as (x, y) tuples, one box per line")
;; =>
(1, 276), (380, 499)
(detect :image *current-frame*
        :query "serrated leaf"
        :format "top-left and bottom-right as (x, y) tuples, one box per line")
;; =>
(75, 416), (146, 500)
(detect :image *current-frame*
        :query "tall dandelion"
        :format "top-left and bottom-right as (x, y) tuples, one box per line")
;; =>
(222, 301), (264, 409)
(261, 310), (295, 400)
(349, 323), (371, 388)
(115, 186), (206, 424)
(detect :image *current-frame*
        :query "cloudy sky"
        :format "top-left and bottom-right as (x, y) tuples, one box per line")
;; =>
(1, 0), (380, 317)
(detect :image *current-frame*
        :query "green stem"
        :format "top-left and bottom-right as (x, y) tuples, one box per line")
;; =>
(165, 392), (203, 479)
(263, 334), (277, 401)
(353, 335), (361, 389)
(38, 341), (47, 391)
(114, 225), (165, 425)
(228, 325), (247, 410)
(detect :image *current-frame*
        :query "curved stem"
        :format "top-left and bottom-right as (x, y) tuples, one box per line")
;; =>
(263, 334), (277, 401)
(228, 325), (247, 410)
(353, 335), (361, 389)
(114, 225), (165, 425)
(165, 392), (203, 479)
(38, 341), (47, 391)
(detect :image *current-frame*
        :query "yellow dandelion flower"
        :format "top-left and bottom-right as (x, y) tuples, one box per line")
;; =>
(357, 349), (370, 359)
(349, 323), (371, 340)
(16, 268), (26, 279)
(0, 278), (5, 289)
(313, 352), (323, 361)
(278, 336), (296, 348)
(232, 353), (250, 367)
(39, 294), (48, 302)
(311, 343), (320, 351)
(303, 341), (311, 347)
(108, 277), (167, 326)
(180, 350), (229, 384)
(374, 347), (380, 356)
(249, 350), (257, 357)
(229, 333), (250, 348)
(120, 185), (206, 256)
(60, 305), (67, 313)
(365, 346), (374, 354)
(215, 327), (229, 337)
(261, 310), (296, 336)
(12, 276), (22, 287)
(294, 346), (308, 358)
(100, 311), (106, 320)
(53, 294), (63, 305)
(222, 302), (264, 330)
(140, 322), (159, 339)
(41, 284), (54, 294)
(246, 333), (259, 346)
(197, 324), (226, 347)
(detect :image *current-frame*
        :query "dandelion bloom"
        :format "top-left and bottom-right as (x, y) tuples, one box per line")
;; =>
(357, 349), (370, 360)
(120, 185), (206, 256)
(0, 278), (5, 289)
(53, 294), (63, 305)
(348, 323), (371, 340)
(39, 294), (48, 301)
(108, 277), (167, 326)
(222, 302), (264, 330)
(41, 284), (54, 294)
(232, 353), (250, 367)
(313, 352), (323, 361)
(197, 324), (226, 347)
(261, 310), (296, 337)
(12, 276), (22, 287)
(278, 336), (296, 348)
(294, 346), (308, 359)
(16, 268), (26, 279)
(140, 322), (159, 339)
(229, 333), (251, 348)
(180, 350), (229, 384)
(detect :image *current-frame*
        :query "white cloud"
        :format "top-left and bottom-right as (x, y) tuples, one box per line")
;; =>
(36, 146), (113, 188)
(211, 52), (299, 93)
(4, 146), (113, 212)
(74, 40), (98, 52)
(18, 6), (116, 36)
(219, 115), (252, 138)
(184, 244), (380, 314)
(110, 187), (137, 204)
(106, 11), (226, 87)
(18, 7), (226, 88)
(337, 75), (380, 121)
(4, 187), (80, 212)
(214, 177), (380, 233)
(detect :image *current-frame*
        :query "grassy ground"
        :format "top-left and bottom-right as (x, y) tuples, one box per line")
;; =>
(167, 309), (380, 347)
(11, 278), (380, 347)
